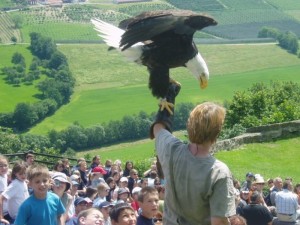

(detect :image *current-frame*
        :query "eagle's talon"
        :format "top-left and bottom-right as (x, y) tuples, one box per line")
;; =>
(159, 98), (174, 115)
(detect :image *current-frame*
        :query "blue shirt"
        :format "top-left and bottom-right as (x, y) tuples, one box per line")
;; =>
(14, 192), (65, 225)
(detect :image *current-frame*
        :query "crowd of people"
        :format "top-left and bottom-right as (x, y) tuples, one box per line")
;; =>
(0, 82), (299, 225)
(233, 173), (300, 225)
(0, 153), (164, 225)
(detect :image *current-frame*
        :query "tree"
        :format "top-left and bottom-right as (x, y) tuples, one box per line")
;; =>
(11, 14), (23, 29)
(48, 51), (67, 70)
(11, 52), (25, 66)
(11, 36), (17, 44)
(13, 103), (38, 131)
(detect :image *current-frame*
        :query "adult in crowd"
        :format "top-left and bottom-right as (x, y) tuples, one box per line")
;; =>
(150, 83), (235, 224)
(24, 153), (35, 167)
(241, 172), (254, 191)
(61, 158), (71, 177)
(53, 161), (65, 173)
(275, 181), (299, 223)
(236, 188), (250, 215)
(240, 191), (273, 225)
(51, 172), (73, 222)
(270, 177), (283, 206)
(122, 161), (133, 177)
(89, 156), (101, 171)
(294, 183), (300, 204)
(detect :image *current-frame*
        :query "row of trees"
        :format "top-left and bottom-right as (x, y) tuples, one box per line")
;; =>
(0, 32), (75, 131)
(2, 80), (300, 155)
(258, 26), (299, 55)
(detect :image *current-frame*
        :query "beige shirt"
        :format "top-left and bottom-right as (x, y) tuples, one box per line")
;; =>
(156, 129), (236, 225)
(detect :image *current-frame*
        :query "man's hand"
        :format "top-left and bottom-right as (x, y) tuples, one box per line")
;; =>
(150, 82), (181, 139)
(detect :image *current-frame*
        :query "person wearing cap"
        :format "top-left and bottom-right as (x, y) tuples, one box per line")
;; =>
(113, 177), (130, 201)
(51, 172), (73, 221)
(66, 197), (90, 225)
(236, 188), (250, 215)
(115, 188), (130, 205)
(110, 203), (136, 225)
(68, 180), (80, 219)
(131, 187), (142, 215)
(90, 166), (106, 189)
(93, 183), (110, 208)
(99, 201), (113, 225)
(241, 172), (254, 191)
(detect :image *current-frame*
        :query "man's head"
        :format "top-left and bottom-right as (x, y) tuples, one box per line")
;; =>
(187, 102), (225, 145)
(250, 191), (262, 204)
(274, 177), (283, 190)
(138, 186), (159, 219)
(77, 208), (103, 225)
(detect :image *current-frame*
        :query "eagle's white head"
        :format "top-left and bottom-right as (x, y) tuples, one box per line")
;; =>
(185, 52), (209, 89)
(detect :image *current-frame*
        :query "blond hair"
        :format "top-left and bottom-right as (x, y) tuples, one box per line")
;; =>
(26, 164), (49, 181)
(187, 102), (225, 144)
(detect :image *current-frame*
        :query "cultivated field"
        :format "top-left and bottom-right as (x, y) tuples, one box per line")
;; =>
(1, 0), (300, 42)
(0, 12), (22, 43)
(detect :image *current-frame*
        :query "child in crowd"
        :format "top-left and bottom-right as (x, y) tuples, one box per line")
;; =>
(0, 155), (8, 225)
(0, 161), (29, 224)
(0, 155), (8, 195)
(110, 203), (136, 225)
(131, 187), (141, 216)
(93, 182), (110, 208)
(137, 186), (159, 225)
(14, 164), (65, 225)
(77, 208), (104, 225)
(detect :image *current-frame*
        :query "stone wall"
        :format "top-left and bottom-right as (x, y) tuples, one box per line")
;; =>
(212, 120), (300, 153)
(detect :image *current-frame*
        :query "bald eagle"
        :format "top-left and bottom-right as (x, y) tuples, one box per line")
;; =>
(91, 10), (217, 113)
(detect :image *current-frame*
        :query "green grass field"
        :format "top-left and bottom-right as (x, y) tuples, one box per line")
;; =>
(27, 43), (300, 134)
(0, 44), (42, 112)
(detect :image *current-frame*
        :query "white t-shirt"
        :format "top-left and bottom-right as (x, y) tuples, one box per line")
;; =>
(2, 179), (29, 219)
(0, 174), (8, 193)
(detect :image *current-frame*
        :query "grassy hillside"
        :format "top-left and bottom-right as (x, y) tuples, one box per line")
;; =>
(0, 44), (42, 112)
(27, 43), (300, 134)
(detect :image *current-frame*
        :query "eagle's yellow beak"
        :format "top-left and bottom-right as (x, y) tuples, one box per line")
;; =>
(200, 75), (208, 89)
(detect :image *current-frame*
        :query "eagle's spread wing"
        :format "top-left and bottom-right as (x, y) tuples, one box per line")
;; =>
(119, 10), (217, 51)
